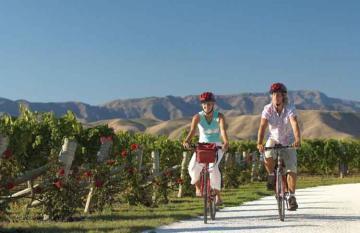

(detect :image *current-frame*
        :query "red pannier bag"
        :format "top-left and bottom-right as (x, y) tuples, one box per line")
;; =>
(196, 143), (217, 163)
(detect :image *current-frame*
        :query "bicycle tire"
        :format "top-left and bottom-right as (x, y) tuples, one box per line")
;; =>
(276, 169), (285, 221)
(210, 188), (216, 220)
(281, 176), (286, 221)
(203, 170), (208, 224)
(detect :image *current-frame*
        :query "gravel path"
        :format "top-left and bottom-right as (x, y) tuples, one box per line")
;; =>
(145, 183), (360, 233)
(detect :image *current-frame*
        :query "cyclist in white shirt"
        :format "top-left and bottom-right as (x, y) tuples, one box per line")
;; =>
(183, 92), (229, 205)
(257, 83), (301, 210)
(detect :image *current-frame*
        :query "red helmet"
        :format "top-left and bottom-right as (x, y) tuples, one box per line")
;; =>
(199, 92), (215, 103)
(269, 82), (287, 94)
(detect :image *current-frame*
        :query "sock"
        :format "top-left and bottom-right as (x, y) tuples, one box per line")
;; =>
(290, 192), (295, 197)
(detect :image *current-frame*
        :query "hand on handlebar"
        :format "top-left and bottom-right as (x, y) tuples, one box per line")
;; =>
(222, 142), (229, 152)
(257, 143), (265, 154)
(292, 140), (301, 148)
(183, 141), (192, 150)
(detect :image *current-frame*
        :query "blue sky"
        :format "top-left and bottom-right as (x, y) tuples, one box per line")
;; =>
(0, 0), (359, 104)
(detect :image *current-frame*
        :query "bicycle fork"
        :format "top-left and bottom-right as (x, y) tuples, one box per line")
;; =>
(200, 164), (217, 224)
(200, 165), (215, 201)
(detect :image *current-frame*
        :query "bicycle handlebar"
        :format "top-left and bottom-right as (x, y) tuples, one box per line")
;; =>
(264, 145), (294, 150)
(186, 143), (223, 150)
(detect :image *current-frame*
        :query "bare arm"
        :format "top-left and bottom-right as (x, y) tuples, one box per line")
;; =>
(183, 114), (200, 149)
(218, 113), (229, 151)
(257, 118), (268, 153)
(290, 116), (301, 147)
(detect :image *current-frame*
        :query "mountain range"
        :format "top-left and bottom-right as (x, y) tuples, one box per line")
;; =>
(1, 90), (359, 140)
(1, 90), (359, 121)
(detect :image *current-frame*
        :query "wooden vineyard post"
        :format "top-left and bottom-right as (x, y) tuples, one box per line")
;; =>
(177, 151), (188, 198)
(58, 138), (77, 179)
(151, 151), (160, 204)
(84, 140), (113, 214)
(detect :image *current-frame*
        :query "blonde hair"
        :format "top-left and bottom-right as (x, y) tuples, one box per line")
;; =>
(283, 93), (289, 105)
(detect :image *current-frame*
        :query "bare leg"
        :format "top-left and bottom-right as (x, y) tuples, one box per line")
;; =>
(264, 157), (275, 174)
(195, 180), (201, 196)
(215, 189), (222, 203)
(287, 172), (298, 210)
(287, 172), (296, 193)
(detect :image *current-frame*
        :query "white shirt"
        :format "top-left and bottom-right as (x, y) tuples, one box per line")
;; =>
(261, 103), (297, 146)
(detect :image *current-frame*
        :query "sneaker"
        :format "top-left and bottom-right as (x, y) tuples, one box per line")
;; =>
(288, 196), (298, 211)
(266, 174), (275, 190)
(215, 198), (223, 206)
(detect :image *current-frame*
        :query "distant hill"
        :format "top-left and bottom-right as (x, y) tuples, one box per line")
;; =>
(88, 110), (360, 140)
(1, 90), (359, 122)
(87, 118), (161, 132)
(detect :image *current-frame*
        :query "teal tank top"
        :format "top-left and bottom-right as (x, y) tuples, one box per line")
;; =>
(198, 110), (221, 143)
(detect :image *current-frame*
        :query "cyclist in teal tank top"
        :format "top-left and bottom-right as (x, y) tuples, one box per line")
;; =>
(183, 92), (229, 205)
(198, 110), (221, 143)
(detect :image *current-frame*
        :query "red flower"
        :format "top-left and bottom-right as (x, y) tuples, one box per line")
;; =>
(2, 149), (13, 159)
(58, 168), (65, 177)
(176, 178), (184, 185)
(95, 179), (103, 188)
(84, 170), (93, 177)
(106, 159), (116, 166)
(130, 143), (139, 151)
(100, 136), (113, 144)
(6, 182), (15, 190)
(121, 149), (128, 158)
(55, 180), (62, 189)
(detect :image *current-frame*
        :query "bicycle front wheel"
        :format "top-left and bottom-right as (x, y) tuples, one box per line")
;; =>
(209, 188), (216, 220)
(276, 171), (285, 221)
(203, 170), (208, 224)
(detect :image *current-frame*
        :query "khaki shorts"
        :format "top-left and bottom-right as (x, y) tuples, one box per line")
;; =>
(264, 146), (297, 174)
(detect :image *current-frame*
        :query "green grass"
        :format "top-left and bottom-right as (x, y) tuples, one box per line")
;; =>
(1, 175), (360, 233)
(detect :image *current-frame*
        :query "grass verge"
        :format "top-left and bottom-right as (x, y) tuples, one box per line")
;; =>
(1, 175), (360, 233)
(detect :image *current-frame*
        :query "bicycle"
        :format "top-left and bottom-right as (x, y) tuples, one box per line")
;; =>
(264, 144), (293, 221)
(191, 143), (222, 224)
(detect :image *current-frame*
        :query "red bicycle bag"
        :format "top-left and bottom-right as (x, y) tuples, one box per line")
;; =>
(196, 143), (217, 163)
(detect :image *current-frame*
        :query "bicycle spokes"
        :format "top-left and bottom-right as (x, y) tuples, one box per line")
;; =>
(209, 189), (216, 220)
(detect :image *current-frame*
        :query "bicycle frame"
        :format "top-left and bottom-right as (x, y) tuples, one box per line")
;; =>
(265, 145), (292, 221)
(200, 163), (216, 223)
(196, 144), (222, 224)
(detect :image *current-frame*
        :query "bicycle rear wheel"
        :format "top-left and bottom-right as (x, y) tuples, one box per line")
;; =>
(209, 188), (216, 220)
(203, 170), (208, 224)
